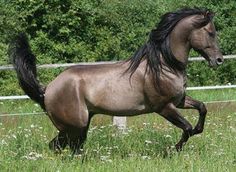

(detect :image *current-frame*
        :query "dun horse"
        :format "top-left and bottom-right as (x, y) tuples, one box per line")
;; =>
(10, 8), (223, 154)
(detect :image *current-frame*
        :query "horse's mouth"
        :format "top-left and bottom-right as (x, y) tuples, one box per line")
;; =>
(195, 49), (224, 67)
(208, 60), (217, 68)
(201, 54), (218, 68)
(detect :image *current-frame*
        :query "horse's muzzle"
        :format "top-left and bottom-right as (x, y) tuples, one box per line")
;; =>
(209, 56), (224, 67)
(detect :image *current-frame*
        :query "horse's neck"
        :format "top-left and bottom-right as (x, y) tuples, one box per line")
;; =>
(169, 17), (193, 66)
(159, 54), (187, 76)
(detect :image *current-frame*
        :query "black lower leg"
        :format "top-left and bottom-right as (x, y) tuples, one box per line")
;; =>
(69, 113), (93, 155)
(177, 96), (207, 135)
(69, 131), (87, 155)
(49, 131), (68, 152)
(160, 103), (193, 151)
(175, 129), (194, 151)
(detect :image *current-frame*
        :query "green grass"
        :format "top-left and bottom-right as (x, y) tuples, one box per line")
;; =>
(187, 89), (236, 102)
(0, 90), (236, 171)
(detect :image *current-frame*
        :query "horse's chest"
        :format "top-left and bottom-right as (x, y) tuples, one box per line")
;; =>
(145, 73), (186, 108)
(167, 77), (186, 96)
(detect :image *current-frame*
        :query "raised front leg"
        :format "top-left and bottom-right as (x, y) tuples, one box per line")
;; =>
(177, 95), (207, 135)
(160, 103), (193, 151)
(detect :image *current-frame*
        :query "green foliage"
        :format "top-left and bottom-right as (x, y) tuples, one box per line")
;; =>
(0, 0), (236, 95)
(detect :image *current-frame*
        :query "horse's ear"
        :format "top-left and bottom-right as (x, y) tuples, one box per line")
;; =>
(196, 10), (214, 28)
(204, 11), (214, 21)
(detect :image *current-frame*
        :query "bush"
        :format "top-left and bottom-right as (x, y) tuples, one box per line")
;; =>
(0, 0), (236, 95)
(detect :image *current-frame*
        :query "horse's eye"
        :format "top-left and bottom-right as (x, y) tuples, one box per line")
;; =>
(208, 32), (215, 37)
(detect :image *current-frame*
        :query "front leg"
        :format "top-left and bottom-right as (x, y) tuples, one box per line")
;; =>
(160, 103), (194, 151)
(177, 95), (207, 135)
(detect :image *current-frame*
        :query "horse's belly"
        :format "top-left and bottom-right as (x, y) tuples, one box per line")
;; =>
(87, 92), (150, 115)
(94, 104), (149, 116)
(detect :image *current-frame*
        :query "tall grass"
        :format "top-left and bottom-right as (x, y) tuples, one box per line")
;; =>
(0, 90), (236, 171)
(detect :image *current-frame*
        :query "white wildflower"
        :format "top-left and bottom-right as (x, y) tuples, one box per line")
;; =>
(22, 152), (43, 160)
(141, 156), (151, 160)
(100, 155), (109, 161)
(145, 140), (152, 144)
(12, 134), (17, 139)
(0, 139), (7, 145)
(164, 134), (172, 138)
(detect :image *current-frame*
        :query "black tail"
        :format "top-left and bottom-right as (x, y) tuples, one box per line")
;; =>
(9, 33), (45, 110)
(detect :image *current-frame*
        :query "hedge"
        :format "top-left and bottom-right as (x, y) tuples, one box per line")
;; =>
(0, 0), (236, 95)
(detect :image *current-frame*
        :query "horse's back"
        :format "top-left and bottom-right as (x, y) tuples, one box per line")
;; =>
(45, 62), (152, 116)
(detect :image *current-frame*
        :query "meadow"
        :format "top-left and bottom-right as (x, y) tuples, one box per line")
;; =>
(0, 89), (236, 172)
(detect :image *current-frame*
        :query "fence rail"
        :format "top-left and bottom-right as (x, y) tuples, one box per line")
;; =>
(1, 85), (236, 100)
(1, 54), (236, 71)
(1, 54), (236, 100)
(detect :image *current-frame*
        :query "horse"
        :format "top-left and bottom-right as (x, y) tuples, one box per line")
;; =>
(9, 8), (223, 154)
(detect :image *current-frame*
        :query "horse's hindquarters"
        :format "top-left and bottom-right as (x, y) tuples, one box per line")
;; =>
(45, 72), (90, 131)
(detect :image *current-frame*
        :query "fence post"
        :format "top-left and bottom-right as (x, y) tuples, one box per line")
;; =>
(113, 116), (127, 130)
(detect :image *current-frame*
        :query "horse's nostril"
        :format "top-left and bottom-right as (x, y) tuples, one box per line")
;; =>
(216, 58), (223, 65)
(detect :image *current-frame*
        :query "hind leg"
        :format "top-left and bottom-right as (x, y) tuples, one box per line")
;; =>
(68, 114), (93, 155)
(68, 128), (88, 155)
(49, 131), (68, 152)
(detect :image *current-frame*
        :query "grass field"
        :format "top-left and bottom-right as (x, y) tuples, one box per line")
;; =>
(0, 89), (236, 171)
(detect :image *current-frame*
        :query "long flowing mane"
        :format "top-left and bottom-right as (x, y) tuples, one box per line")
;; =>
(126, 8), (213, 86)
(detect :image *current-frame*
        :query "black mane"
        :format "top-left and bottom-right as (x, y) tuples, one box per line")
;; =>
(126, 8), (213, 87)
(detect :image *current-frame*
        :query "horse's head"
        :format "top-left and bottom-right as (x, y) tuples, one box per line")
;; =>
(189, 11), (223, 67)
(127, 8), (224, 80)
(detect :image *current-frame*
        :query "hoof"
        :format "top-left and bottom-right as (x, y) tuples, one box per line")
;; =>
(175, 143), (185, 152)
